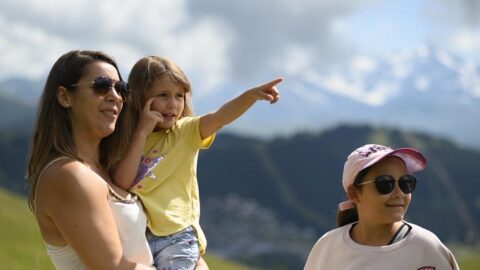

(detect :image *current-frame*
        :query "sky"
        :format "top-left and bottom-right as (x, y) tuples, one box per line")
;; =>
(1, 0), (480, 147)
(1, 0), (480, 95)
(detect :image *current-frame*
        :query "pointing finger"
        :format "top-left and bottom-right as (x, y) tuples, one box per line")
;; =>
(261, 77), (283, 88)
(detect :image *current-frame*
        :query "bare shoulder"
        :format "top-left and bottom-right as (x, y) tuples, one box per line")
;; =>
(37, 159), (108, 214)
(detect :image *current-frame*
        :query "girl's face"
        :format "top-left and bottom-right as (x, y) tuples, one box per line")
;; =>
(353, 156), (411, 225)
(63, 62), (124, 140)
(146, 76), (186, 130)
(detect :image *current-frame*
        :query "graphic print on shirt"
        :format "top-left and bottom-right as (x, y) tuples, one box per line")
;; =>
(133, 154), (165, 187)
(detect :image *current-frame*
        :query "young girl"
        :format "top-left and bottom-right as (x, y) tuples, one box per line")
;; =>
(112, 56), (281, 269)
(304, 144), (459, 270)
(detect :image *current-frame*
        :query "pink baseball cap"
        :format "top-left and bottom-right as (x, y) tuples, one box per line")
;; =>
(339, 144), (427, 211)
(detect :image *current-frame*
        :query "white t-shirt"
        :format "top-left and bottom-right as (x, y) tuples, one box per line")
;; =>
(304, 222), (459, 270)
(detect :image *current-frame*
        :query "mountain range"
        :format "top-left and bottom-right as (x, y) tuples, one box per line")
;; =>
(228, 46), (480, 149)
(1, 46), (479, 150)
(190, 46), (480, 150)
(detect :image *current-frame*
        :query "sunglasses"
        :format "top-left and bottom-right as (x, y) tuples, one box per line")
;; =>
(70, 76), (130, 102)
(356, 175), (417, 195)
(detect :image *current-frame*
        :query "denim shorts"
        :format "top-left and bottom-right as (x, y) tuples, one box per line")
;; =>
(146, 226), (200, 270)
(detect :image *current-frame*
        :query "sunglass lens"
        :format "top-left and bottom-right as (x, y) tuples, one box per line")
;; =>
(374, 176), (395, 194)
(114, 81), (130, 101)
(399, 175), (417, 194)
(92, 77), (113, 95)
(92, 77), (129, 101)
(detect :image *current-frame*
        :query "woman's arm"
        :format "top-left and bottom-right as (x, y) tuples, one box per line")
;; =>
(44, 161), (153, 269)
(199, 78), (281, 139)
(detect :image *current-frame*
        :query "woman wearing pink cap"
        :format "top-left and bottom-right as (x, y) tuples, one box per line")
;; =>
(304, 144), (459, 270)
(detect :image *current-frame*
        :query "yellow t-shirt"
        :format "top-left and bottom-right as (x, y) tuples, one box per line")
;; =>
(130, 116), (214, 253)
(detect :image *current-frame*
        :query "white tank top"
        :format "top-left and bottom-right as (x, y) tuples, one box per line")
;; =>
(37, 157), (153, 269)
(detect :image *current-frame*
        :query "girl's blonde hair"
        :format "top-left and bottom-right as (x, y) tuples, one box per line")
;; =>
(26, 50), (130, 211)
(126, 56), (193, 131)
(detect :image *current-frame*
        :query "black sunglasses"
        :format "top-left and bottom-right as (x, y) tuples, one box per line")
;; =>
(70, 76), (130, 102)
(356, 175), (417, 195)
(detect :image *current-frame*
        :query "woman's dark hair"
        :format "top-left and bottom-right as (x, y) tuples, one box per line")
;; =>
(336, 167), (370, 227)
(26, 50), (129, 211)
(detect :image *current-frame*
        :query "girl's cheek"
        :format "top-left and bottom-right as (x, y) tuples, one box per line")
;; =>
(151, 98), (162, 110)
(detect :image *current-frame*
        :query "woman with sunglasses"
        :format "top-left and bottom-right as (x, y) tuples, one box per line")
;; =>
(304, 144), (459, 270)
(26, 50), (154, 269)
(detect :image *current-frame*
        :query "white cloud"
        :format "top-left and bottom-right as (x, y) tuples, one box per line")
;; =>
(422, 0), (480, 62)
(0, 0), (231, 94)
(448, 29), (480, 55)
(0, 0), (371, 94)
(184, 0), (373, 79)
(171, 18), (233, 96)
(1, 0), (480, 99)
(0, 15), (71, 79)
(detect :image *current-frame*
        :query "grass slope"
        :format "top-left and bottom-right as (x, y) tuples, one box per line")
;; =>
(0, 187), (477, 270)
(0, 189), (52, 269)
(0, 188), (255, 270)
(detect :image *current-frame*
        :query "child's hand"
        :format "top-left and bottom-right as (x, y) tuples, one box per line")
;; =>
(199, 77), (282, 138)
(137, 97), (164, 136)
(250, 77), (282, 104)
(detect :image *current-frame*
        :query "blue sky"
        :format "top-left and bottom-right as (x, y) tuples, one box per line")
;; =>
(337, 0), (479, 57)
(345, 0), (429, 52)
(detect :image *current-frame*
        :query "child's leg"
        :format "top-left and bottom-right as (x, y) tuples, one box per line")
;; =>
(147, 226), (200, 270)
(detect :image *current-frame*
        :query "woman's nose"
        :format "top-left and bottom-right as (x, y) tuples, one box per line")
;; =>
(106, 87), (123, 103)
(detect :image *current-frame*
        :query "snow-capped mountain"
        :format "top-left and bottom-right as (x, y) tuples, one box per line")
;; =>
(204, 46), (480, 149)
(1, 46), (479, 148)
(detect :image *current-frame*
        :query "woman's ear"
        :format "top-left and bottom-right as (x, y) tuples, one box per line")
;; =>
(347, 185), (361, 204)
(57, 86), (72, 108)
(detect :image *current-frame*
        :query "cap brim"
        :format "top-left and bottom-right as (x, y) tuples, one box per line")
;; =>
(362, 148), (426, 174)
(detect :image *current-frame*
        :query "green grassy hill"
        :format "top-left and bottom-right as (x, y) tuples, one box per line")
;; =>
(0, 188), (52, 269)
(0, 188), (255, 270)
